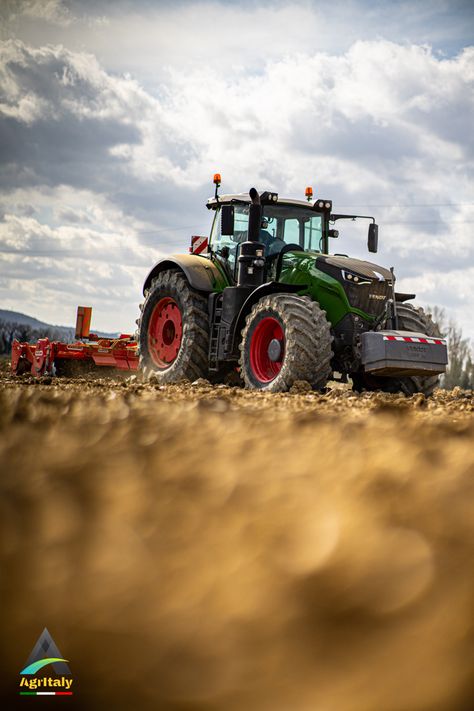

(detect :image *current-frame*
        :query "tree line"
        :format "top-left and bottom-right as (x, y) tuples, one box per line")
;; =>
(426, 307), (474, 390)
(0, 318), (74, 356)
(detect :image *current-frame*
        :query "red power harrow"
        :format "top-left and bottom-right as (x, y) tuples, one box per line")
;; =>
(11, 306), (139, 377)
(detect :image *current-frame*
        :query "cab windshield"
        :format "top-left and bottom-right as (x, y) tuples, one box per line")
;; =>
(210, 203), (323, 277)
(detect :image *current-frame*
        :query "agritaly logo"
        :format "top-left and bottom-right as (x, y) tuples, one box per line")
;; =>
(19, 628), (73, 697)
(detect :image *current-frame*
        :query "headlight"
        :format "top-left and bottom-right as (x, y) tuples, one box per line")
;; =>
(342, 270), (372, 285)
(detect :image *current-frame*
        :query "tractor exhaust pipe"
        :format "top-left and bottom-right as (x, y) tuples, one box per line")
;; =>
(236, 188), (266, 288)
(248, 187), (262, 242)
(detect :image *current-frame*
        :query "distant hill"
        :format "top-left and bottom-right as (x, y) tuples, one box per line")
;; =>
(0, 310), (118, 355)
(0, 309), (54, 330)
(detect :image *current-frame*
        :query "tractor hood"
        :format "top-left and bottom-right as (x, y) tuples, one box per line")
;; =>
(312, 254), (394, 321)
(316, 255), (393, 283)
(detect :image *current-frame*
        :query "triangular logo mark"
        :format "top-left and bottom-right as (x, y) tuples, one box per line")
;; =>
(21, 628), (71, 675)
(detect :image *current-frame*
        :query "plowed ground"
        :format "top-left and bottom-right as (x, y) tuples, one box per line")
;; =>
(1, 363), (473, 711)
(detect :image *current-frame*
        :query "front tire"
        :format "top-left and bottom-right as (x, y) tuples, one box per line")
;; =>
(239, 294), (333, 392)
(352, 303), (442, 397)
(137, 269), (209, 383)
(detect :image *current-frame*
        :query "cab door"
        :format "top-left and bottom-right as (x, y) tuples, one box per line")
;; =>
(209, 204), (250, 281)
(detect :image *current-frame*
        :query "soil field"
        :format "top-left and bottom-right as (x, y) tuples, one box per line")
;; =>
(0, 363), (473, 711)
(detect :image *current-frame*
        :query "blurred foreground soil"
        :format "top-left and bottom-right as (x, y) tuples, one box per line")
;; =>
(0, 363), (473, 710)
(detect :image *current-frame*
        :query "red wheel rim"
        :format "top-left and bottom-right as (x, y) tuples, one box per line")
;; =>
(249, 316), (285, 383)
(148, 297), (183, 368)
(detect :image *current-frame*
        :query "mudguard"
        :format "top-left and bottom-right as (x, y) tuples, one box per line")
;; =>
(395, 292), (416, 302)
(143, 254), (225, 294)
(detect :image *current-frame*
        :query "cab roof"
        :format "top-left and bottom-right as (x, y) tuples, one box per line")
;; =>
(206, 194), (314, 210)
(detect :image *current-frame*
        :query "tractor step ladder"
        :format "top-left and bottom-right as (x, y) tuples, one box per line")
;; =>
(208, 293), (223, 371)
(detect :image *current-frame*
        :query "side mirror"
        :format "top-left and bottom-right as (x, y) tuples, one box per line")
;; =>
(368, 223), (378, 253)
(221, 205), (234, 236)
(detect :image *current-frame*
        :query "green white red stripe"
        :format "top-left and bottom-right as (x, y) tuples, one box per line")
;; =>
(19, 691), (73, 696)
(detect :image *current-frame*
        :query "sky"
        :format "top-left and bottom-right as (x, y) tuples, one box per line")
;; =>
(0, 0), (473, 337)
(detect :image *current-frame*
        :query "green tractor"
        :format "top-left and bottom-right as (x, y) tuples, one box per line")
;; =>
(136, 177), (447, 394)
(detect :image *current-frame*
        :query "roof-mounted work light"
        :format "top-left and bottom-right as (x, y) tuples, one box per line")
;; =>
(314, 199), (332, 212)
(260, 191), (278, 204)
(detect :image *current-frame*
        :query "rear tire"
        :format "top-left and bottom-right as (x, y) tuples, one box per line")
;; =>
(352, 303), (442, 397)
(239, 294), (333, 392)
(137, 269), (210, 383)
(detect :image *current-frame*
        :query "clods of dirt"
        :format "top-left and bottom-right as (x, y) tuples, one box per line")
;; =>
(0, 365), (473, 710)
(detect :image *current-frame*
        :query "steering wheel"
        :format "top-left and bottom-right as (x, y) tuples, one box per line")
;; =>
(275, 243), (303, 279)
(278, 242), (303, 255)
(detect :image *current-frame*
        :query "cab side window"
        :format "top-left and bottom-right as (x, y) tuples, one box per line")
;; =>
(283, 215), (322, 251)
(303, 218), (322, 251)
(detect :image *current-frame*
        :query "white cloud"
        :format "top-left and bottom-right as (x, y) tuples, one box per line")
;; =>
(0, 39), (157, 124)
(1, 0), (74, 28)
(4, 1), (472, 80)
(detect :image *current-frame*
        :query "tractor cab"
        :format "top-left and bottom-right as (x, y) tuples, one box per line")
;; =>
(206, 194), (326, 283)
(204, 176), (378, 287)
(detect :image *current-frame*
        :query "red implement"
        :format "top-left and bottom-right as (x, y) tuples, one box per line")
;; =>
(11, 307), (139, 377)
